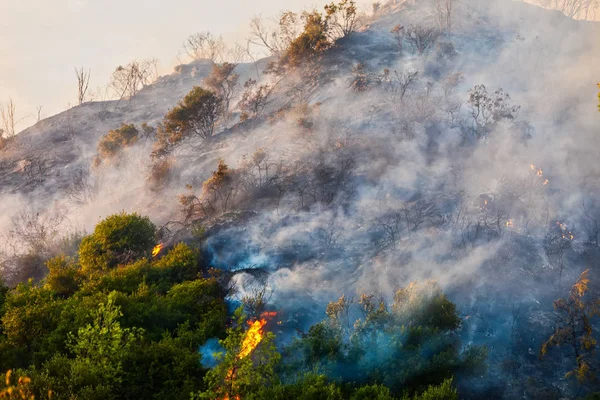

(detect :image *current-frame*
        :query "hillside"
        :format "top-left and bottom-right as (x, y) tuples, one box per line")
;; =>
(1, 0), (600, 398)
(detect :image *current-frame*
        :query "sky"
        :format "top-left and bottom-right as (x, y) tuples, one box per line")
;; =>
(0, 0), (331, 132)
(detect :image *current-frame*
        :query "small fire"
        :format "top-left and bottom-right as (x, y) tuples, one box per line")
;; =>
(530, 164), (536, 170)
(152, 244), (163, 257)
(506, 219), (514, 228)
(543, 179), (549, 185)
(556, 221), (574, 241)
(221, 312), (277, 400)
(238, 312), (277, 359)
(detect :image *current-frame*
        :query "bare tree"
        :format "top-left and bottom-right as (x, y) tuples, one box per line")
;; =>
(204, 63), (240, 124)
(238, 79), (274, 122)
(183, 31), (225, 62)
(249, 12), (300, 57)
(110, 59), (158, 101)
(543, 0), (599, 19)
(75, 66), (91, 105)
(381, 68), (420, 104)
(66, 168), (102, 206)
(1, 99), (18, 138)
(433, 0), (456, 32)
(36, 106), (44, 123)
(405, 25), (441, 54)
(390, 24), (405, 53)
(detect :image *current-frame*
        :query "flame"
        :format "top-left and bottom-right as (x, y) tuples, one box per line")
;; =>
(238, 312), (277, 359)
(543, 179), (549, 185)
(530, 164), (536, 170)
(221, 312), (277, 400)
(152, 244), (163, 257)
(506, 219), (514, 228)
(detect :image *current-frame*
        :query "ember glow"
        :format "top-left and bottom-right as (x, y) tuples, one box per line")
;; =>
(152, 244), (163, 257)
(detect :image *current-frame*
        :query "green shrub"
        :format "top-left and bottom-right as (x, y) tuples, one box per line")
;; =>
(79, 212), (156, 272)
(44, 256), (84, 298)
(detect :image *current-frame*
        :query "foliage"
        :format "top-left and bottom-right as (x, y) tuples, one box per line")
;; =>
(179, 159), (243, 220)
(0, 370), (34, 399)
(193, 307), (281, 399)
(541, 269), (600, 383)
(284, 11), (331, 67)
(0, 214), (227, 399)
(96, 123), (139, 162)
(44, 256), (84, 298)
(282, 281), (485, 396)
(79, 212), (156, 272)
(163, 86), (220, 141)
(324, 0), (359, 40)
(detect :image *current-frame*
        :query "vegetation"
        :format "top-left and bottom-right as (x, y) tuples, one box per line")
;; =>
(96, 123), (139, 162)
(79, 212), (156, 272)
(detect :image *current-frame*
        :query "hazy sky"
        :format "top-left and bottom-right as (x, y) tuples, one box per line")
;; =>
(0, 0), (329, 132)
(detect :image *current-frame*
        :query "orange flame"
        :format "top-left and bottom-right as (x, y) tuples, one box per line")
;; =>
(152, 244), (163, 257)
(221, 312), (277, 400)
(506, 219), (513, 228)
(543, 179), (549, 185)
(238, 312), (277, 359)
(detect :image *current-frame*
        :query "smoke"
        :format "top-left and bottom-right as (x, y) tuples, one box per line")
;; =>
(0, 0), (599, 394)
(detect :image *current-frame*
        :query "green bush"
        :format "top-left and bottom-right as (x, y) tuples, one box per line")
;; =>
(44, 256), (84, 298)
(79, 212), (156, 272)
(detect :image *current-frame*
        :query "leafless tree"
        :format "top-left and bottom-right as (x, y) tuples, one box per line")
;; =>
(183, 31), (225, 62)
(544, 222), (573, 286)
(9, 210), (66, 256)
(581, 195), (599, 247)
(543, 0), (599, 19)
(390, 24), (405, 53)
(66, 168), (102, 206)
(75, 66), (91, 105)
(240, 281), (273, 320)
(249, 12), (300, 57)
(238, 79), (274, 122)
(110, 59), (158, 101)
(381, 69), (420, 104)
(204, 63), (240, 124)
(36, 106), (44, 123)
(433, 0), (456, 32)
(1, 99), (19, 138)
(405, 25), (441, 54)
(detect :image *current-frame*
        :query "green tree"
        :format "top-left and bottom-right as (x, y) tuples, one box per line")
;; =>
(194, 307), (281, 399)
(79, 212), (156, 272)
(34, 292), (142, 399)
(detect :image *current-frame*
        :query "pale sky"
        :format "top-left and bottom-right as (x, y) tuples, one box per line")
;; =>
(0, 0), (328, 132)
